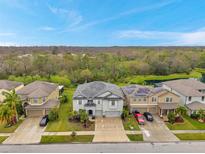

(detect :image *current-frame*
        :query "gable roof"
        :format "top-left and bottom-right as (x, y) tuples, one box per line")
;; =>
(186, 101), (205, 110)
(16, 81), (58, 98)
(73, 81), (124, 99)
(0, 80), (23, 91)
(162, 79), (205, 96)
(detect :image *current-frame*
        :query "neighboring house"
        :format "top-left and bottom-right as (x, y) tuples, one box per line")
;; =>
(0, 80), (24, 103)
(73, 81), (124, 117)
(122, 85), (180, 116)
(162, 79), (205, 114)
(16, 81), (60, 117)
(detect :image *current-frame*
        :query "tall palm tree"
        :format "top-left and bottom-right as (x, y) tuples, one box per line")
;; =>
(0, 105), (13, 126)
(2, 90), (21, 123)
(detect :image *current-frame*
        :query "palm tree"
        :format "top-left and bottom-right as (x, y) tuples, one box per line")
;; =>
(0, 105), (13, 126)
(175, 106), (187, 117)
(2, 90), (21, 123)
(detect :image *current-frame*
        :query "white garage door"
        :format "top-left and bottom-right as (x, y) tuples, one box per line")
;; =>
(27, 109), (44, 117)
(105, 111), (121, 117)
(95, 110), (103, 116)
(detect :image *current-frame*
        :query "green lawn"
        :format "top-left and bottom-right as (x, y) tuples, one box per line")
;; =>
(127, 134), (143, 141)
(166, 116), (205, 130)
(175, 133), (205, 140)
(0, 120), (23, 133)
(41, 135), (94, 143)
(123, 115), (140, 130)
(46, 88), (95, 132)
(0, 136), (8, 143)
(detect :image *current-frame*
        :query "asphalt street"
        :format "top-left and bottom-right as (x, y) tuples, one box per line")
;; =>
(0, 142), (205, 153)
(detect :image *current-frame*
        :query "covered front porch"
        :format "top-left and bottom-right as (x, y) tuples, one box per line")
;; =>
(158, 103), (178, 120)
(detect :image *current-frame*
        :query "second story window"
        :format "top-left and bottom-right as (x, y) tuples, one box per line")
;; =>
(143, 98), (146, 101)
(202, 96), (205, 101)
(78, 100), (82, 105)
(188, 96), (192, 101)
(111, 100), (115, 106)
(165, 97), (172, 103)
(97, 100), (101, 104)
(152, 97), (156, 102)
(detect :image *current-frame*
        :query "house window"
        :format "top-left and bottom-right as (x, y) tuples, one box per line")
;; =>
(42, 97), (46, 102)
(34, 98), (38, 104)
(143, 98), (146, 101)
(165, 97), (169, 102)
(78, 100), (82, 105)
(152, 97), (156, 102)
(97, 100), (101, 104)
(111, 100), (115, 106)
(133, 98), (137, 102)
(170, 97), (172, 102)
(139, 98), (141, 102)
(188, 96), (192, 101)
(202, 96), (204, 101)
(165, 97), (172, 103)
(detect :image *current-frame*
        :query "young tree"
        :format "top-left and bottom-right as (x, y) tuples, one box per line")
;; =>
(198, 109), (205, 121)
(175, 106), (187, 117)
(0, 105), (13, 126)
(79, 109), (89, 123)
(168, 112), (175, 124)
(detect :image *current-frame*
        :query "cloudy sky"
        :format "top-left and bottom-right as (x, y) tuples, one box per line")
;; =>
(0, 0), (205, 46)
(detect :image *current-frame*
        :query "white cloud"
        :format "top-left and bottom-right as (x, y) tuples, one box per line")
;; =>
(116, 28), (205, 45)
(39, 26), (55, 31)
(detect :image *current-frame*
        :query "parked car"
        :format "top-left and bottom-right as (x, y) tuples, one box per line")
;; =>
(135, 113), (145, 125)
(39, 115), (49, 127)
(132, 110), (140, 115)
(143, 112), (154, 121)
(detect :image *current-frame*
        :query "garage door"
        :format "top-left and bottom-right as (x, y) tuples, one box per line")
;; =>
(95, 110), (103, 116)
(148, 107), (157, 114)
(105, 111), (121, 117)
(131, 107), (147, 113)
(26, 109), (44, 117)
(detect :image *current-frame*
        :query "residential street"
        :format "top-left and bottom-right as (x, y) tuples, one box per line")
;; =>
(1, 142), (205, 153)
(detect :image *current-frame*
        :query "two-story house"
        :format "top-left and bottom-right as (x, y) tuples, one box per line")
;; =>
(122, 85), (180, 116)
(73, 81), (124, 117)
(162, 79), (205, 114)
(0, 80), (24, 103)
(16, 81), (60, 117)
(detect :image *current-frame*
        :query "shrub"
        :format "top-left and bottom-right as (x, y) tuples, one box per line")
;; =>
(60, 94), (68, 104)
(48, 107), (59, 121)
(175, 106), (187, 116)
(191, 111), (200, 119)
(168, 112), (175, 124)
(79, 109), (89, 123)
(121, 108), (129, 120)
(71, 131), (76, 138)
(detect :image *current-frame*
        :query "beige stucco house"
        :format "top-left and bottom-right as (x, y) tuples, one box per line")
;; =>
(16, 81), (60, 117)
(122, 85), (180, 116)
(0, 80), (24, 103)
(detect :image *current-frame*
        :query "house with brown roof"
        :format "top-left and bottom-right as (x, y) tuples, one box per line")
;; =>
(0, 80), (24, 103)
(16, 81), (60, 117)
(162, 79), (205, 114)
(122, 85), (180, 116)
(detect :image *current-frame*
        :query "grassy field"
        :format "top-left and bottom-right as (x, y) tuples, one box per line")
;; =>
(41, 135), (94, 143)
(46, 88), (95, 132)
(123, 70), (201, 85)
(175, 133), (205, 140)
(166, 116), (205, 130)
(127, 134), (143, 141)
(0, 136), (8, 143)
(123, 115), (140, 130)
(0, 120), (23, 133)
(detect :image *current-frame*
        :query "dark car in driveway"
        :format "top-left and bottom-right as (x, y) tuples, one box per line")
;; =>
(39, 115), (49, 127)
(143, 112), (154, 122)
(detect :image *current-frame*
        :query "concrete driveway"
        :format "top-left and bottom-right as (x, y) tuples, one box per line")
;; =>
(139, 115), (179, 142)
(93, 117), (129, 142)
(3, 117), (45, 144)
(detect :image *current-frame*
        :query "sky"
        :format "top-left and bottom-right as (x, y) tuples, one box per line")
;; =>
(0, 0), (205, 46)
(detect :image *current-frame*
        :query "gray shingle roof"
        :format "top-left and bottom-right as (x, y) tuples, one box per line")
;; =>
(163, 79), (205, 96)
(0, 80), (23, 91)
(25, 99), (59, 109)
(186, 101), (205, 110)
(17, 81), (58, 98)
(73, 81), (124, 99)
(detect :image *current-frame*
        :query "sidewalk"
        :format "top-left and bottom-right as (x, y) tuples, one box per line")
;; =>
(0, 133), (11, 137)
(172, 130), (205, 134)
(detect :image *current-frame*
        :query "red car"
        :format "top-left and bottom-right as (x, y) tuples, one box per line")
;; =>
(135, 113), (145, 125)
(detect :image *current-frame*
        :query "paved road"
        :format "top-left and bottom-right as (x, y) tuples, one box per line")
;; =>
(3, 118), (45, 144)
(93, 117), (129, 142)
(1, 142), (205, 153)
(139, 116), (179, 142)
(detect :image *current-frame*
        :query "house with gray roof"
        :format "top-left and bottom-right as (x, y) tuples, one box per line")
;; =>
(17, 81), (59, 117)
(73, 81), (124, 117)
(0, 80), (24, 102)
(162, 79), (205, 114)
(122, 85), (180, 116)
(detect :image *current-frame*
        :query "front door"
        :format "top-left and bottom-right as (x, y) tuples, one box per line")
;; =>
(88, 110), (93, 115)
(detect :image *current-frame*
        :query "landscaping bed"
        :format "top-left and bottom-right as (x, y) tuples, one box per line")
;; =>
(0, 120), (23, 133)
(41, 135), (94, 143)
(175, 133), (205, 140)
(0, 136), (8, 143)
(123, 115), (140, 130)
(46, 88), (95, 132)
(127, 134), (143, 141)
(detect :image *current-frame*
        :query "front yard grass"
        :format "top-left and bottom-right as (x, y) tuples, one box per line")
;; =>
(127, 134), (143, 141)
(0, 120), (23, 133)
(123, 115), (140, 130)
(175, 133), (205, 140)
(46, 88), (95, 132)
(0, 136), (8, 143)
(41, 135), (94, 143)
(166, 116), (205, 130)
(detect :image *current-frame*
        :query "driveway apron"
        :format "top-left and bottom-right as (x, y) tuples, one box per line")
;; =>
(93, 117), (129, 142)
(3, 117), (45, 144)
(139, 115), (179, 142)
